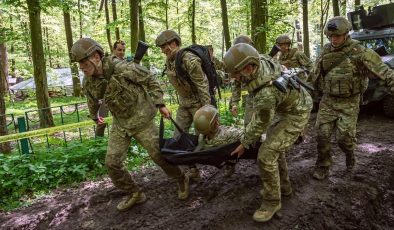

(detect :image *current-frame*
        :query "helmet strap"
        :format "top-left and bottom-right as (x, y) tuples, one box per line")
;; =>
(88, 54), (103, 76)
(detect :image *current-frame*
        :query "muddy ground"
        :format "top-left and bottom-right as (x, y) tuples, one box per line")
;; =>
(1, 109), (393, 230)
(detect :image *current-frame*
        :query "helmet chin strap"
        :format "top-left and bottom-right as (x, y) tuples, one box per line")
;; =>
(88, 56), (103, 76)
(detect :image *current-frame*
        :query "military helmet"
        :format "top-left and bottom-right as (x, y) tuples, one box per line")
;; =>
(70, 38), (104, 62)
(193, 105), (219, 135)
(223, 43), (260, 74)
(233, 35), (254, 46)
(324, 16), (352, 36)
(276, 35), (291, 44)
(155, 30), (182, 47)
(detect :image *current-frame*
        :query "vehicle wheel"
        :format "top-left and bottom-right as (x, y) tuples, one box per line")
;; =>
(383, 95), (394, 118)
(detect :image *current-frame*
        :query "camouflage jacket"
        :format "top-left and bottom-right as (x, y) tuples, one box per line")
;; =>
(312, 38), (394, 97)
(230, 54), (277, 107)
(196, 126), (243, 151)
(166, 51), (211, 108)
(240, 59), (312, 148)
(278, 48), (313, 81)
(84, 56), (164, 132)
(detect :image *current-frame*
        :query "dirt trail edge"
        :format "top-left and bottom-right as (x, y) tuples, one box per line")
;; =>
(1, 113), (393, 230)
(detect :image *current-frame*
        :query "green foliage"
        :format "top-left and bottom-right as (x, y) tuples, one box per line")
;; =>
(0, 136), (151, 211)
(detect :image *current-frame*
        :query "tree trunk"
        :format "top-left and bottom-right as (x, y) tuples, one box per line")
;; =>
(129, 0), (139, 53)
(105, 0), (112, 51)
(78, 0), (83, 38)
(220, 0), (231, 50)
(9, 15), (15, 77)
(112, 0), (120, 40)
(191, 0), (196, 44)
(26, 0), (54, 128)
(138, 0), (145, 42)
(251, 0), (267, 53)
(333, 0), (340, 16)
(246, 1), (250, 36)
(165, 0), (169, 30)
(176, 0), (180, 35)
(302, 0), (310, 58)
(0, 44), (11, 153)
(63, 8), (82, 97)
(341, 0), (346, 16)
(320, 0), (330, 49)
(44, 27), (52, 68)
(355, 0), (360, 9)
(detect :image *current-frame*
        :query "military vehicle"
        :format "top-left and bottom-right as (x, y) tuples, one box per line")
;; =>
(348, 2), (394, 117)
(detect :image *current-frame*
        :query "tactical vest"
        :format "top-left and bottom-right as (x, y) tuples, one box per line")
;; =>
(246, 56), (282, 95)
(317, 40), (369, 98)
(279, 48), (299, 68)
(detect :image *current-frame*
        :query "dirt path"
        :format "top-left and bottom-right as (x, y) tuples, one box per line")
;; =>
(1, 112), (393, 230)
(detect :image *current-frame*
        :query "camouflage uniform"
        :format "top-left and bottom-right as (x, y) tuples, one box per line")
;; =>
(313, 37), (394, 171)
(84, 57), (184, 193)
(196, 126), (243, 150)
(166, 51), (211, 137)
(278, 48), (313, 81)
(230, 54), (276, 126)
(241, 57), (313, 210)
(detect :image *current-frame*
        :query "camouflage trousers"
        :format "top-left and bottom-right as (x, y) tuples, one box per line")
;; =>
(315, 94), (360, 167)
(105, 120), (183, 193)
(257, 111), (310, 206)
(173, 105), (201, 138)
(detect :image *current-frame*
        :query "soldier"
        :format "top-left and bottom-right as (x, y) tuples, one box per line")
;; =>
(112, 40), (126, 61)
(206, 45), (227, 88)
(311, 16), (394, 180)
(193, 105), (244, 177)
(225, 43), (312, 222)
(275, 35), (313, 81)
(155, 30), (211, 180)
(71, 38), (190, 211)
(230, 35), (272, 127)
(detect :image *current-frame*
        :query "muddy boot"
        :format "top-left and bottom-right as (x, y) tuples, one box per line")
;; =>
(223, 164), (235, 178)
(345, 152), (355, 170)
(177, 174), (190, 200)
(312, 166), (329, 180)
(117, 192), (146, 211)
(253, 203), (281, 222)
(187, 167), (201, 182)
(281, 185), (293, 197)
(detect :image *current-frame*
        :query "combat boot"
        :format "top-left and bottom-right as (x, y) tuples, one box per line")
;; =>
(223, 164), (235, 178)
(177, 174), (190, 200)
(117, 191), (146, 211)
(253, 203), (281, 222)
(187, 167), (202, 182)
(312, 166), (329, 180)
(345, 152), (355, 170)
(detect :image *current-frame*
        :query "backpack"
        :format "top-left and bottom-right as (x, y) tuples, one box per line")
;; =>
(175, 44), (221, 107)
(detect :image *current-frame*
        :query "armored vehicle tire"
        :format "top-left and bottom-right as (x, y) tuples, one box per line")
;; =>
(383, 95), (394, 118)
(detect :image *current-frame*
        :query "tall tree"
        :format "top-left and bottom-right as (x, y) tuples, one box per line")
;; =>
(138, 0), (145, 42)
(44, 27), (52, 68)
(355, 0), (360, 9)
(26, 0), (54, 128)
(105, 0), (112, 51)
(165, 0), (169, 30)
(220, 0), (231, 50)
(333, 0), (340, 16)
(63, 5), (82, 97)
(78, 0), (83, 38)
(191, 0), (196, 44)
(302, 0), (310, 58)
(341, 0), (347, 15)
(251, 0), (267, 53)
(0, 43), (11, 153)
(320, 0), (330, 49)
(112, 0), (120, 40)
(129, 0), (139, 53)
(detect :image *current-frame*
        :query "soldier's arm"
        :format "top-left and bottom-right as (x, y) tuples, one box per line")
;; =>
(183, 53), (211, 105)
(240, 87), (277, 148)
(83, 79), (100, 121)
(361, 48), (394, 93)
